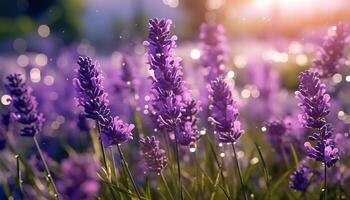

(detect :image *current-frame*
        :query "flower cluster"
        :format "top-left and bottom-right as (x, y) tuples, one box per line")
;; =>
(5, 74), (44, 137)
(144, 18), (184, 129)
(265, 121), (287, 151)
(209, 78), (244, 143)
(74, 57), (109, 121)
(313, 23), (348, 78)
(74, 56), (134, 146)
(120, 55), (135, 91)
(99, 116), (134, 147)
(144, 18), (199, 145)
(296, 70), (339, 167)
(305, 124), (339, 167)
(176, 98), (200, 146)
(200, 23), (228, 81)
(57, 155), (100, 200)
(140, 136), (167, 174)
(295, 70), (330, 129)
(114, 55), (136, 94)
(290, 161), (312, 192)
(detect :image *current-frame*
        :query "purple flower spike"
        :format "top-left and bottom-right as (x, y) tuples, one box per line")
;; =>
(144, 18), (184, 97)
(313, 23), (348, 78)
(209, 78), (244, 143)
(144, 18), (184, 129)
(295, 70), (330, 129)
(200, 23), (228, 81)
(265, 121), (287, 151)
(296, 70), (339, 167)
(144, 18), (200, 146)
(5, 74), (44, 137)
(57, 155), (100, 200)
(290, 161), (312, 192)
(140, 136), (167, 174)
(305, 124), (339, 167)
(176, 97), (200, 146)
(99, 116), (134, 147)
(74, 56), (134, 146)
(120, 55), (136, 93)
(73, 57), (109, 121)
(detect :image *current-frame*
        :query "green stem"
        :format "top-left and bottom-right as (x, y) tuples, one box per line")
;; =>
(100, 141), (109, 176)
(174, 132), (183, 200)
(109, 147), (118, 182)
(117, 145), (141, 199)
(33, 136), (59, 199)
(96, 124), (118, 200)
(133, 111), (143, 142)
(207, 135), (231, 198)
(194, 149), (200, 199)
(231, 143), (247, 200)
(15, 155), (23, 197)
(160, 172), (175, 200)
(96, 123), (109, 177)
(109, 147), (119, 200)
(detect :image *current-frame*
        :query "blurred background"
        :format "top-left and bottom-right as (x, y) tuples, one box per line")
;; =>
(1, 0), (350, 137)
(1, 0), (350, 51)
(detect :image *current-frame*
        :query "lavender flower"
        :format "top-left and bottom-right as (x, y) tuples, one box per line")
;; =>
(265, 121), (287, 152)
(296, 70), (339, 167)
(144, 18), (199, 145)
(74, 56), (134, 147)
(304, 124), (339, 167)
(112, 55), (137, 95)
(199, 23), (228, 81)
(313, 23), (348, 78)
(144, 19), (183, 129)
(99, 116), (134, 147)
(5, 74), (44, 137)
(209, 78), (244, 143)
(295, 70), (330, 129)
(57, 155), (100, 200)
(176, 98), (200, 146)
(120, 55), (136, 93)
(140, 136), (167, 174)
(73, 57), (109, 121)
(290, 161), (312, 192)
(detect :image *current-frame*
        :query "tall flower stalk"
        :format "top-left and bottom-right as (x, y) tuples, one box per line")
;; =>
(5, 74), (59, 199)
(290, 160), (312, 193)
(313, 23), (348, 78)
(144, 18), (200, 199)
(57, 155), (100, 199)
(208, 78), (247, 200)
(199, 23), (228, 81)
(140, 136), (173, 200)
(73, 56), (140, 198)
(295, 70), (339, 199)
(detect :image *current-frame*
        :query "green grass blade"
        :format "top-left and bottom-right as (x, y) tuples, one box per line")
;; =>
(254, 143), (271, 200)
(207, 139), (231, 199)
(289, 144), (299, 166)
(271, 169), (292, 194)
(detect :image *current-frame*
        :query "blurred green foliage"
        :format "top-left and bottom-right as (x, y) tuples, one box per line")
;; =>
(0, 0), (82, 42)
